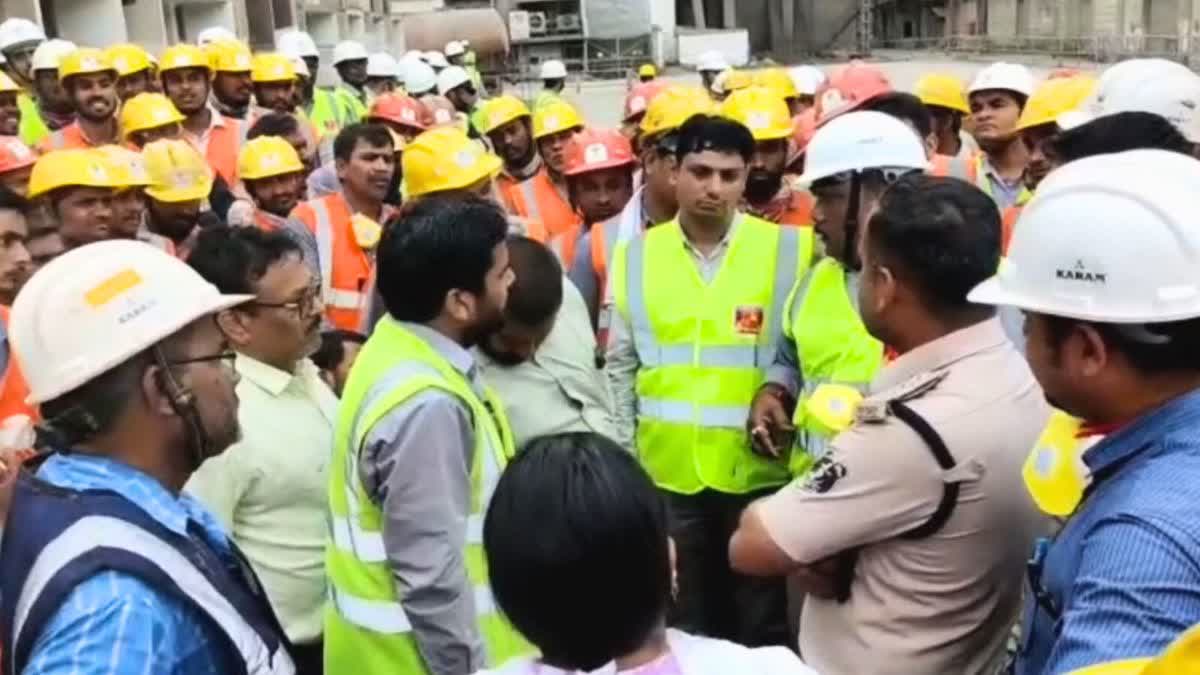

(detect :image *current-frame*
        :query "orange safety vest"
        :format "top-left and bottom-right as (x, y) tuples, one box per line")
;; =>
(291, 193), (373, 331)
(1002, 204), (1021, 254)
(748, 188), (814, 229)
(253, 209), (289, 231)
(0, 306), (35, 424)
(36, 122), (114, 152)
(548, 222), (582, 266)
(205, 115), (245, 187)
(498, 167), (582, 239)
(928, 153), (981, 183)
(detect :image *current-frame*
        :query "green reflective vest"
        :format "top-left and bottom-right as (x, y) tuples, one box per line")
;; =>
(784, 257), (883, 475)
(324, 318), (530, 674)
(532, 90), (564, 111)
(611, 214), (814, 494)
(17, 93), (48, 147)
(309, 88), (345, 139)
(333, 85), (367, 125)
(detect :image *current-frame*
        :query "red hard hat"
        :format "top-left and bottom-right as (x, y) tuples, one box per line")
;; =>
(368, 94), (429, 131)
(624, 80), (669, 122)
(563, 127), (636, 177)
(813, 60), (892, 126)
(0, 137), (36, 174)
(787, 108), (817, 167)
(418, 94), (458, 128)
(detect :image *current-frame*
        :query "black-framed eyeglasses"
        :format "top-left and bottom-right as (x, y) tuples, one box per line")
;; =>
(169, 351), (237, 369)
(248, 282), (322, 318)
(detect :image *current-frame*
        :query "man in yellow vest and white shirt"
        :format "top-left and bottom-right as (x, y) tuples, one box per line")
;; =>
(606, 114), (814, 646)
(324, 195), (529, 674)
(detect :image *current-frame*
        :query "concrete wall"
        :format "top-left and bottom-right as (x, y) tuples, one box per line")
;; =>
(51, 0), (127, 45)
(986, 0), (1018, 36)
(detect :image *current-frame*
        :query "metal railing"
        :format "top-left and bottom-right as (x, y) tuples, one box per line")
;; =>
(872, 33), (1191, 62)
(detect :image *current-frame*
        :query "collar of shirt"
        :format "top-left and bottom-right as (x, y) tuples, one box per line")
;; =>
(397, 321), (483, 394)
(872, 317), (1008, 393)
(184, 104), (228, 151)
(235, 353), (315, 397)
(37, 452), (230, 551)
(504, 152), (543, 182)
(979, 154), (1022, 189)
(679, 212), (739, 262)
(1082, 386), (1200, 477)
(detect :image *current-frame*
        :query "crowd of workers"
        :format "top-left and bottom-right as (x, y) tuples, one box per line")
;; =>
(0, 13), (1195, 675)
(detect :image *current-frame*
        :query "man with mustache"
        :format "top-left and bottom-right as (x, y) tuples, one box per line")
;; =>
(186, 226), (336, 675)
(207, 40), (254, 121)
(141, 139), (213, 259)
(158, 44), (245, 188)
(498, 99), (583, 240)
(722, 86), (814, 229)
(37, 48), (120, 152)
(966, 62), (1034, 211)
(27, 148), (120, 251)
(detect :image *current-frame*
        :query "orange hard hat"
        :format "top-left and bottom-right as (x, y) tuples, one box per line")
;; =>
(787, 108), (818, 166)
(1048, 67), (1084, 80)
(813, 60), (892, 126)
(368, 94), (429, 131)
(418, 94), (460, 128)
(0, 137), (36, 174)
(624, 80), (669, 122)
(563, 127), (636, 177)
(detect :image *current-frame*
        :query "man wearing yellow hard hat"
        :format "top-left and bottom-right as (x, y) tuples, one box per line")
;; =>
(206, 39), (253, 121)
(27, 148), (119, 250)
(120, 92), (186, 149)
(246, 53), (321, 169)
(159, 44), (244, 189)
(479, 95), (540, 189)
(38, 48), (120, 152)
(90, 145), (155, 244)
(497, 99), (583, 239)
(914, 73), (977, 159)
(638, 63), (657, 83)
(106, 43), (154, 102)
(752, 68), (803, 117)
(230, 135), (307, 231)
(141, 138), (214, 258)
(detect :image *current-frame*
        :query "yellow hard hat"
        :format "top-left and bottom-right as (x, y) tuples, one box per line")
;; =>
(721, 69), (753, 93)
(478, 95), (531, 135)
(0, 71), (19, 94)
(722, 86), (793, 141)
(533, 99), (584, 140)
(206, 40), (252, 74)
(752, 68), (799, 100)
(913, 73), (970, 114)
(142, 139), (213, 202)
(639, 63), (657, 78)
(58, 48), (116, 82)
(28, 149), (120, 199)
(106, 44), (152, 77)
(120, 93), (185, 138)
(93, 145), (151, 189)
(238, 136), (304, 181)
(158, 44), (210, 74)
(641, 85), (715, 137)
(1017, 74), (1097, 132)
(403, 126), (502, 198)
(1068, 622), (1200, 675)
(251, 52), (296, 83)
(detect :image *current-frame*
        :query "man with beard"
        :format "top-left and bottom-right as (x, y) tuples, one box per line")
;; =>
(477, 235), (614, 448)
(106, 44), (155, 102)
(0, 189), (31, 306)
(186, 226), (335, 675)
(279, 29), (350, 138)
(606, 114), (811, 648)
(207, 40), (254, 121)
(252, 53), (299, 116)
(0, 239), (295, 674)
(967, 62), (1034, 210)
(286, 123), (397, 331)
(498, 99), (583, 239)
(722, 86), (814, 229)
(38, 48), (120, 152)
(91, 145), (156, 247)
(481, 96), (540, 192)
(141, 139), (213, 259)
(233, 136), (306, 231)
(159, 44), (244, 187)
(27, 148), (120, 250)
(325, 195), (529, 675)
(25, 39), (77, 141)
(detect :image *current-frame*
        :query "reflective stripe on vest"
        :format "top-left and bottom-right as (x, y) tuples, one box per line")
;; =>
(614, 215), (810, 494)
(517, 180), (543, 223)
(784, 258), (883, 475)
(15, 515), (295, 674)
(310, 199), (365, 312)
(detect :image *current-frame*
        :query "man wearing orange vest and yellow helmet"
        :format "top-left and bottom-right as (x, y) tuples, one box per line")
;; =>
(722, 86), (814, 230)
(106, 43), (155, 102)
(287, 123), (397, 331)
(38, 48), (120, 152)
(159, 44), (244, 188)
(120, 92), (186, 149)
(207, 40), (254, 121)
(499, 99), (584, 239)
(28, 148), (120, 251)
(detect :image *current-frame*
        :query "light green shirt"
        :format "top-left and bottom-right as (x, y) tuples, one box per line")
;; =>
(185, 354), (338, 644)
(477, 280), (616, 448)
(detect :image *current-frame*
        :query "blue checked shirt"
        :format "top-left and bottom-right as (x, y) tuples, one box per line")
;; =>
(1017, 387), (1200, 674)
(22, 453), (238, 675)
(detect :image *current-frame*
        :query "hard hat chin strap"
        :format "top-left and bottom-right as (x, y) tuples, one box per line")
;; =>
(152, 346), (212, 471)
(843, 171), (863, 272)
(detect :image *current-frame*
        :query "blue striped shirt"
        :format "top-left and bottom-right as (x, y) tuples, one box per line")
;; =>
(1017, 387), (1200, 674)
(23, 454), (237, 675)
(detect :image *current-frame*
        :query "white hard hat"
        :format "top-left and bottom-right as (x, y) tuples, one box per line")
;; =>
(31, 39), (76, 73)
(1059, 60), (1200, 142)
(797, 110), (928, 186)
(540, 59), (567, 80)
(197, 26), (237, 46)
(969, 149), (1200, 323)
(289, 54), (310, 78)
(445, 40), (465, 57)
(0, 18), (46, 53)
(437, 65), (471, 95)
(277, 29), (319, 59)
(789, 65), (827, 96)
(425, 51), (449, 69)
(969, 62), (1035, 97)
(366, 52), (398, 78)
(696, 50), (729, 73)
(333, 40), (368, 65)
(404, 50), (423, 62)
(10, 240), (252, 405)
(404, 59), (437, 95)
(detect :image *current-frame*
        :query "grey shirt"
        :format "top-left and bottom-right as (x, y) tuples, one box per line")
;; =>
(356, 322), (486, 674)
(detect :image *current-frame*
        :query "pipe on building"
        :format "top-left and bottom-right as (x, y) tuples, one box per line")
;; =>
(399, 8), (509, 56)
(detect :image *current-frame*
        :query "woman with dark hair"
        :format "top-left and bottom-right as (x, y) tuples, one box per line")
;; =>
(480, 432), (817, 675)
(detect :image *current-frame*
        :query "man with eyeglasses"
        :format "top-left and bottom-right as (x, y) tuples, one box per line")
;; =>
(186, 225), (335, 675)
